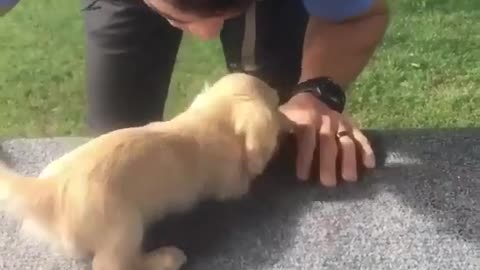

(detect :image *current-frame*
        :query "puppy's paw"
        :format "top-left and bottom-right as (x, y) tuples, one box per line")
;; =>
(61, 240), (89, 261)
(144, 246), (187, 270)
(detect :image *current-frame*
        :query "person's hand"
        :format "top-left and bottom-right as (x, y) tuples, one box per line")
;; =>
(279, 92), (376, 187)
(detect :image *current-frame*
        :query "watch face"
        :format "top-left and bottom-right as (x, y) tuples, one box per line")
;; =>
(329, 95), (339, 103)
(313, 78), (345, 112)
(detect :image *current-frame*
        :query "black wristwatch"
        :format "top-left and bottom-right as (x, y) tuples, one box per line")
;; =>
(292, 77), (346, 113)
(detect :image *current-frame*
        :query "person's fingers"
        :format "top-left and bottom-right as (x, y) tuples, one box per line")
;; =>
(336, 122), (358, 182)
(318, 114), (338, 187)
(352, 127), (376, 168)
(295, 124), (316, 180)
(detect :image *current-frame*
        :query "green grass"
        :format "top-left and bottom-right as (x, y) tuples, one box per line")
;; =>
(0, 0), (479, 138)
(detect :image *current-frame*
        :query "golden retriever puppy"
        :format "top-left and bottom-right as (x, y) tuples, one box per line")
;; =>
(0, 72), (293, 270)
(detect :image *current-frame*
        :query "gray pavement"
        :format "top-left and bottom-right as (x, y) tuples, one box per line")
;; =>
(0, 128), (479, 270)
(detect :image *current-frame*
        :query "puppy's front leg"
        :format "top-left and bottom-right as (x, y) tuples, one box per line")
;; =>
(143, 246), (187, 270)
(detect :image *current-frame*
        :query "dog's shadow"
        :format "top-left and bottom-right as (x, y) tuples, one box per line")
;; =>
(141, 134), (381, 270)
(142, 128), (480, 269)
(142, 138), (306, 269)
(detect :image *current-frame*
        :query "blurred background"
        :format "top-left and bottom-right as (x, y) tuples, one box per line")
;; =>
(0, 0), (478, 138)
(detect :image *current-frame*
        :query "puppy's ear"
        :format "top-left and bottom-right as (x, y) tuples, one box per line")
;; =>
(233, 103), (280, 177)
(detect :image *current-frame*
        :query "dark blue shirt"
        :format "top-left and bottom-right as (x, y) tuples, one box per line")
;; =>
(302, 0), (374, 21)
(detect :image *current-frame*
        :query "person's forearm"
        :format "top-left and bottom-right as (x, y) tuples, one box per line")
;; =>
(300, 0), (390, 89)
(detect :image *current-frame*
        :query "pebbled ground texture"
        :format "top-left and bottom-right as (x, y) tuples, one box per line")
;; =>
(0, 128), (479, 270)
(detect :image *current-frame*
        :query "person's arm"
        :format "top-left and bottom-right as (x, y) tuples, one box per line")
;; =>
(0, 0), (20, 16)
(300, 0), (390, 89)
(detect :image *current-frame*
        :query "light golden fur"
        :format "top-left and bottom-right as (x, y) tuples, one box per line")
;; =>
(0, 73), (293, 270)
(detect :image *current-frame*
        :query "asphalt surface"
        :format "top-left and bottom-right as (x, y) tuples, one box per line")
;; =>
(0, 128), (479, 270)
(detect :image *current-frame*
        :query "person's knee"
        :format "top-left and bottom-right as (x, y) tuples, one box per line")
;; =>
(82, 0), (181, 135)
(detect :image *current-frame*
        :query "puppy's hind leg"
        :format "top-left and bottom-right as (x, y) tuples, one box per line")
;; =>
(143, 246), (187, 270)
(91, 210), (145, 270)
(92, 228), (187, 270)
(90, 204), (187, 270)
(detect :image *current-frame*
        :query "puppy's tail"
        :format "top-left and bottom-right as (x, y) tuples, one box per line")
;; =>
(0, 162), (57, 221)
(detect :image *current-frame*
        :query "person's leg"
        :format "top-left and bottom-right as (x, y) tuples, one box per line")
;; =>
(220, 0), (309, 103)
(82, 0), (183, 134)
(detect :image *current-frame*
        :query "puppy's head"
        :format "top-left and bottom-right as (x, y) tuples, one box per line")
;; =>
(190, 72), (294, 178)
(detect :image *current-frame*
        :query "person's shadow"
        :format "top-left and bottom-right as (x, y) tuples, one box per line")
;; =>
(142, 127), (480, 269)
(364, 127), (480, 246)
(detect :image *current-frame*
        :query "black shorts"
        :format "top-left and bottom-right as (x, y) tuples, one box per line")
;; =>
(82, 0), (309, 133)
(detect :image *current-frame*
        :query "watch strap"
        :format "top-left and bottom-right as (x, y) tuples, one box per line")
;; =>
(292, 77), (346, 113)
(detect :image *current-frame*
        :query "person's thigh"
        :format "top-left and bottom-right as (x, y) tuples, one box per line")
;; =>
(82, 0), (183, 134)
(220, 0), (309, 103)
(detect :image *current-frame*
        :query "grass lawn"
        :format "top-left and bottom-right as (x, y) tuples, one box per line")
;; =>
(0, 0), (479, 138)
